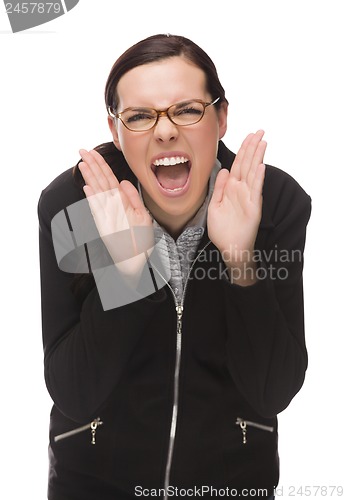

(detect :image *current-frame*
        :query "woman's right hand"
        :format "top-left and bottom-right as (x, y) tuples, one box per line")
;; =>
(78, 149), (154, 284)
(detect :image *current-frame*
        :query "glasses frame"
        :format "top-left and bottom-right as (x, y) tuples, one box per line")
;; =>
(108, 97), (220, 132)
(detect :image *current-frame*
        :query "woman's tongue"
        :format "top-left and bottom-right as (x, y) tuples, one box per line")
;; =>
(155, 164), (189, 190)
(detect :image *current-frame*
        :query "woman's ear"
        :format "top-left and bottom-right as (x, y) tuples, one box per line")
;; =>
(108, 116), (122, 151)
(218, 101), (228, 140)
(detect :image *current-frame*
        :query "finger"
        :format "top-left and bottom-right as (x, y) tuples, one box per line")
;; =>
(82, 184), (105, 218)
(88, 149), (120, 190)
(79, 149), (119, 193)
(78, 160), (103, 194)
(240, 130), (265, 181)
(230, 133), (254, 180)
(120, 181), (153, 254)
(78, 155), (104, 194)
(82, 184), (95, 198)
(250, 163), (266, 206)
(247, 140), (267, 189)
(209, 168), (229, 205)
(120, 180), (147, 214)
(80, 149), (114, 193)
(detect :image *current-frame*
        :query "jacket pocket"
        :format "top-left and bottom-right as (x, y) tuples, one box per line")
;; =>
(236, 417), (274, 444)
(54, 417), (103, 445)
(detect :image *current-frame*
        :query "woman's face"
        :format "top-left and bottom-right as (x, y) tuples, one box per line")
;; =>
(108, 56), (227, 223)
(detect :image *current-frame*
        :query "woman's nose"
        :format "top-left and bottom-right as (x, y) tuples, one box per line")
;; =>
(153, 115), (179, 142)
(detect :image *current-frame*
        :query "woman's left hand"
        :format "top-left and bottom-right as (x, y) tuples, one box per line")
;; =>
(207, 130), (267, 283)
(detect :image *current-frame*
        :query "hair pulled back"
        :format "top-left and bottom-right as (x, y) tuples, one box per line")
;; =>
(105, 34), (227, 114)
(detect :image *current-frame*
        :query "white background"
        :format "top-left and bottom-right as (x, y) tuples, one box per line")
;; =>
(1, 0), (344, 498)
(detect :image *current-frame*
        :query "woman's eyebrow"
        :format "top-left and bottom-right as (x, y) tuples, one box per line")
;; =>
(121, 105), (155, 112)
(174, 100), (195, 109)
(134, 99), (197, 111)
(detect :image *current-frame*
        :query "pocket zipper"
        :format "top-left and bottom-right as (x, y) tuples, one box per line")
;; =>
(236, 417), (274, 444)
(54, 418), (103, 445)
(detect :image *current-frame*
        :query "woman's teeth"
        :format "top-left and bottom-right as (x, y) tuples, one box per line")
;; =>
(165, 186), (184, 192)
(153, 156), (189, 166)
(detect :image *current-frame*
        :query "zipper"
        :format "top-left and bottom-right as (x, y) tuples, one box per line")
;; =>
(162, 302), (183, 495)
(153, 241), (211, 497)
(54, 417), (103, 445)
(236, 417), (274, 444)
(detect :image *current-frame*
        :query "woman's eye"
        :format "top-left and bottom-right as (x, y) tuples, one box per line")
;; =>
(176, 107), (202, 116)
(127, 113), (154, 123)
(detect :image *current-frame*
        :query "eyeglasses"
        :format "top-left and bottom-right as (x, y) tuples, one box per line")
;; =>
(108, 97), (220, 132)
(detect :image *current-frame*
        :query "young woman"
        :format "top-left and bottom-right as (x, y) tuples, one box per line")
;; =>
(38, 34), (311, 500)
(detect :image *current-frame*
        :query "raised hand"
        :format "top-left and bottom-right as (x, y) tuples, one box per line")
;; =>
(207, 130), (267, 285)
(78, 149), (153, 282)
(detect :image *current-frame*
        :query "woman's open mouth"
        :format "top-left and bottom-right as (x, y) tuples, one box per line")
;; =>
(151, 155), (191, 197)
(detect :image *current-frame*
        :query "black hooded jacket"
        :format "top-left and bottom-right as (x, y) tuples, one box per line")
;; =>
(38, 141), (311, 500)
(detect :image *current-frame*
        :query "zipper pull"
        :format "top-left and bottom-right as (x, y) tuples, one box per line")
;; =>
(176, 305), (184, 334)
(239, 420), (247, 444)
(91, 419), (100, 445)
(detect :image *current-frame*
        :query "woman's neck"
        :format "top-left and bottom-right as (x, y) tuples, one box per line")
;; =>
(142, 188), (207, 240)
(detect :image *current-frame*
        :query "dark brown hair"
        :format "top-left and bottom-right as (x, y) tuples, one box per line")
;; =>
(105, 33), (228, 115)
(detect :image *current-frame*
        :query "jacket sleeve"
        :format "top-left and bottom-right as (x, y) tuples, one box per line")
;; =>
(222, 166), (312, 418)
(38, 187), (167, 423)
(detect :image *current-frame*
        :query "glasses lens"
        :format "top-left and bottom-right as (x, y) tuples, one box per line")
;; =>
(169, 100), (205, 126)
(120, 108), (157, 131)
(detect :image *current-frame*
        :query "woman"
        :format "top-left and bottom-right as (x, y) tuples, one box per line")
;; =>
(38, 34), (311, 500)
